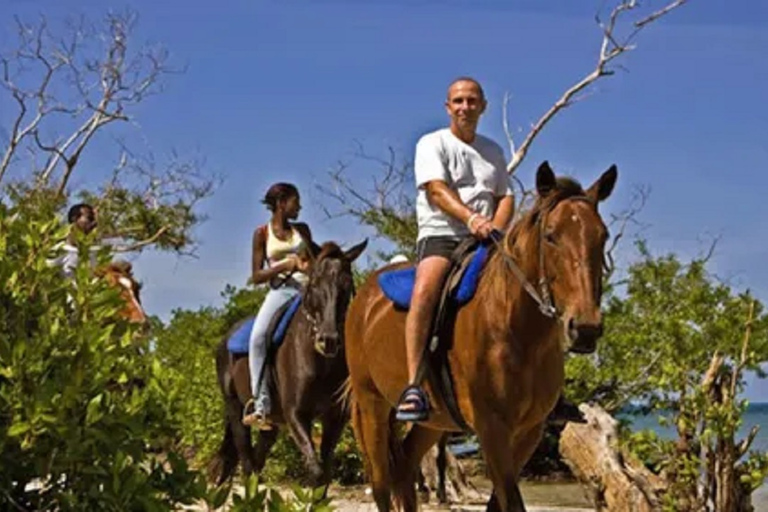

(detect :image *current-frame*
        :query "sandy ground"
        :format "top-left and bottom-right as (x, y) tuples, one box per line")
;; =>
(327, 482), (594, 512)
(179, 475), (768, 511)
(178, 480), (594, 511)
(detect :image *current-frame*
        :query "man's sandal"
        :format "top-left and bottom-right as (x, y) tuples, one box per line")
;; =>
(395, 385), (430, 422)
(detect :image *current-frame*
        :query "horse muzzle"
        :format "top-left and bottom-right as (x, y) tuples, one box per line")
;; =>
(566, 318), (603, 354)
(314, 333), (341, 358)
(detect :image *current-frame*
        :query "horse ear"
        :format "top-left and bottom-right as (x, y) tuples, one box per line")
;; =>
(535, 161), (557, 197)
(586, 164), (618, 204)
(344, 238), (368, 263)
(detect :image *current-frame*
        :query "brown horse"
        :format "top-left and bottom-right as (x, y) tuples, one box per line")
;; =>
(97, 260), (147, 325)
(210, 239), (367, 487)
(344, 161), (617, 512)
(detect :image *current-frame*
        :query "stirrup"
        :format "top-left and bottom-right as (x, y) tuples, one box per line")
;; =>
(395, 385), (430, 422)
(242, 399), (273, 430)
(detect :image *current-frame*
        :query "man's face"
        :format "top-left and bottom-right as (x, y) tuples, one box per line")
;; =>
(445, 80), (487, 131)
(75, 207), (97, 235)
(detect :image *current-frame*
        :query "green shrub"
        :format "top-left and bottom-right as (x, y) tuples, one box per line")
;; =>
(0, 200), (208, 510)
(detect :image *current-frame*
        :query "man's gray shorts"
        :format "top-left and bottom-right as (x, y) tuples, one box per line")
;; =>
(415, 236), (464, 262)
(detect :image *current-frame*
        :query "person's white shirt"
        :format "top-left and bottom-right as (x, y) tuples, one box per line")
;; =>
(414, 128), (512, 241)
(47, 242), (100, 279)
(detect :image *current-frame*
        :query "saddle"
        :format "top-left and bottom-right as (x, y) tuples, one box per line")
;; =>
(378, 242), (489, 311)
(226, 295), (302, 355)
(377, 237), (495, 431)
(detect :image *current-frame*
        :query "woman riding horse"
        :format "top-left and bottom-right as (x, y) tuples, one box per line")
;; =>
(211, 237), (367, 487)
(242, 183), (320, 429)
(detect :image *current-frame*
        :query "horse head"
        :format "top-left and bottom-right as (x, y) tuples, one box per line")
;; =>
(509, 161), (617, 354)
(301, 239), (367, 357)
(98, 260), (148, 326)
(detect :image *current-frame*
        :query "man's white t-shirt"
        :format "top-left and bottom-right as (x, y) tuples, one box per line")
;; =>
(414, 128), (512, 241)
(47, 243), (99, 279)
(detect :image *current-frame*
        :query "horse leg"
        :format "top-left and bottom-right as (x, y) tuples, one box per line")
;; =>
(352, 396), (395, 512)
(400, 424), (445, 511)
(478, 417), (545, 512)
(284, 407), (324, 485)
(253, 427), (279, 473)
(319, 404), (347, 486)
(485, 488), (525, 512)
(436, 433), (448, 504)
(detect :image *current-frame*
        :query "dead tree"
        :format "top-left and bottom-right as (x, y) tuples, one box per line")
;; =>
(559, 301), (763, 512)
(0, 11), (216, 254)
(315, 0), (692, 505)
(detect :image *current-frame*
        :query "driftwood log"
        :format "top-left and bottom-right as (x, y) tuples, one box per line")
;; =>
(559, 403), (667, 512)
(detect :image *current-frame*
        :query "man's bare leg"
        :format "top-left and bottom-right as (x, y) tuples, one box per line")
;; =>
(397, 255), (452, 421)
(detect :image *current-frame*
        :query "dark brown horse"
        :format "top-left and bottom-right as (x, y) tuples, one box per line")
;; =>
(210, 239), (367, 487)
(344, 161), (617, 512)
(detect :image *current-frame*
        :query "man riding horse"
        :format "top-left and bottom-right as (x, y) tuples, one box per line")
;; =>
(49, 202), (146, 325)
(396, 77), (515, 422)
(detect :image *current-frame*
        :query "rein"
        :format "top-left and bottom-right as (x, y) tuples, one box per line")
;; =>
(490, 230), (557, 319)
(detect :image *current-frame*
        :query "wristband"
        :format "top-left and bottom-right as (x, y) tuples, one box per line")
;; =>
(466, 213), (479, 229)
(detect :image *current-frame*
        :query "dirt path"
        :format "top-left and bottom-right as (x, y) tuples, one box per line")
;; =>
(179, 480), (595, 511)
(327, 482), (594, 511)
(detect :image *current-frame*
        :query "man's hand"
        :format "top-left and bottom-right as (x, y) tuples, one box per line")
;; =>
(467, 213), (495, 240)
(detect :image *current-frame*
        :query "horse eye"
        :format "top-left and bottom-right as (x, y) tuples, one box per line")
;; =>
(544, 232), (556, 245)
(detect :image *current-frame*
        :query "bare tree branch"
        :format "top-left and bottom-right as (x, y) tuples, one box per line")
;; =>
(0, 11), (172, 193)
(78, 143), (218, 255)
(635, 0), (689, 30)
(731, 299), (755, 401)
(314, 142), (418, 259)
(603, 184), (650, 280)
(506, 0), (690, 174)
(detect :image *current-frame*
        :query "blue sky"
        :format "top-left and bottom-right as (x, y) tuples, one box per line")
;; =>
(2, 0), (768, 398)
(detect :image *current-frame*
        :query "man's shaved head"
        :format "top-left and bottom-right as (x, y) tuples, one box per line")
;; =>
(447, 77), (485, 101)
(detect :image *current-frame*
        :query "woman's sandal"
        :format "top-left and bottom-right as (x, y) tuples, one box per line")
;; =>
(242, 399), (273, 430)
(395, 385), (430, 422)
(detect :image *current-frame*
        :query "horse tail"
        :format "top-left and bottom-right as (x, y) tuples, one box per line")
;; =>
(207, 418), (238, 485)
(334, 376), (354, 417)
(208, 329), (240, 485)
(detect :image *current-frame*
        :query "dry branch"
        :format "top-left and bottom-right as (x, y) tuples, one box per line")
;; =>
(506, 0), (690, 174)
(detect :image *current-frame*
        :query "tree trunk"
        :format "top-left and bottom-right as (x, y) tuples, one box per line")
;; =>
(558, 403), (667, 512)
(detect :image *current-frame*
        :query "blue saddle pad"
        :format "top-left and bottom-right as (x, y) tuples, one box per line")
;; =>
(227, 317), (255, 354)
(273, 295), (302, 347)
(227, 295), (302, 354)
(378, 244), (489, 309)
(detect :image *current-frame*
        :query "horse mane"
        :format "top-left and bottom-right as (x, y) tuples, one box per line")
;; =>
(482, 176), (588, 307)
(316, 241), (344, 261)
(509, 176), (586, 241)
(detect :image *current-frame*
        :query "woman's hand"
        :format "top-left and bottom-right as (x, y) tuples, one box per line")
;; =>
(283, 254), (309, 273)
(295, 257), (310, 273)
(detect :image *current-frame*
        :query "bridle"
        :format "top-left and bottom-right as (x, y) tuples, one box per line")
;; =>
(489, 195), (601, 323)
(300, 264), (356, 358)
